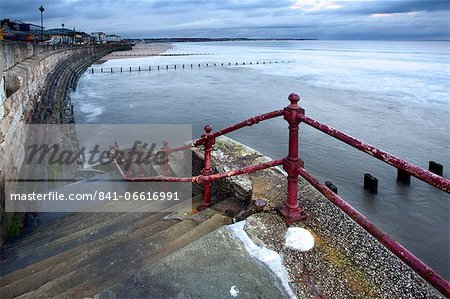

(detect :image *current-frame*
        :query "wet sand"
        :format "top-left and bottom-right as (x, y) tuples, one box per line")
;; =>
(102, 43), (172, 60)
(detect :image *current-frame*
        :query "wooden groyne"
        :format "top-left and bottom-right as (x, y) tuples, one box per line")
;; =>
(90, 60), (291, 74)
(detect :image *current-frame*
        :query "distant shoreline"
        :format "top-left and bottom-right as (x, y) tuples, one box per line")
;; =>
(124, 38), (319, 43)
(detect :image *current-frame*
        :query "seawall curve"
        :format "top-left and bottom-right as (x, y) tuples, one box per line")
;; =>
(0, 40), (131, 244)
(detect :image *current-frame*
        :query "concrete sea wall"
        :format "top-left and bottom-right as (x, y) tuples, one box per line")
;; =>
(0, 40), (131, 244)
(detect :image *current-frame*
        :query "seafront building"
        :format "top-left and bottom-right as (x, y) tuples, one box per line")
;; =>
(0, 18), (122, 45)
(106, 34), (123, 43)
(91, 31), (106, 43)
(0, 19), (43, 42)
(44, 28), (91, 45)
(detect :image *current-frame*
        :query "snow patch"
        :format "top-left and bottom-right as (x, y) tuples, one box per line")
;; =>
(285, 227), (314, 252)
(229, 286), (239, 297)
(228, 221), (297, 299)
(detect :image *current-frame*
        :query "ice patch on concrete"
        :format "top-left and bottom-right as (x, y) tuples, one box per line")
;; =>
(228, 221), (297, 299)
(285, 227), (314, 252)
(229, 285), (239, 297)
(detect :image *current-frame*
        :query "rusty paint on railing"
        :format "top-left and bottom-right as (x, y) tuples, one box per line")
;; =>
(296, 165), (450, 297)
(193, 109), (284, 146)
(112, 157), (282, 183)
(300, 115), (450, 193)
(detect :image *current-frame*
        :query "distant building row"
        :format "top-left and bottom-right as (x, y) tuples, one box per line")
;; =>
(0, 19), (123, 45)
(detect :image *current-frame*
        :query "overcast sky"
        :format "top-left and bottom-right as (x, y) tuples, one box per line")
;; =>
(1, 0), (449, 40)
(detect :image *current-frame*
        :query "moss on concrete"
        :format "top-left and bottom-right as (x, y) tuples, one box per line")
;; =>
(315, 235), (379, 298)
(6, 212), (22, 238)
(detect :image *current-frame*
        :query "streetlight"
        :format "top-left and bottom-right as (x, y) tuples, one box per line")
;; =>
(38, 5), (45, 44)
(61, 23), (65, 44)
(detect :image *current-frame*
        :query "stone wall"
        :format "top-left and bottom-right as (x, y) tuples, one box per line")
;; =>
(0, 40), (130, 244)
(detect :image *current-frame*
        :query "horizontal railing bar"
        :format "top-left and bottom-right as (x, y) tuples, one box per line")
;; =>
(199, 158), (283, 182)
(194, 109), (284, 146)
(108, 110), (284, 162)
(296, 166), (450, 297)
(301, 115), (450, 194)
(114, 158), (283, 183)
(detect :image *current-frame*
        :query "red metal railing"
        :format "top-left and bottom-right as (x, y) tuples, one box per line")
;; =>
(111, 93), (450, 296)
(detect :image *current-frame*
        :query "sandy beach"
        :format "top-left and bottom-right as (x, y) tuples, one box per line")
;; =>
(102, 43), (172, 60)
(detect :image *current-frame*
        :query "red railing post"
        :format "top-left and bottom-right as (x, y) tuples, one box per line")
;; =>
(200, 125), (215, 210)
(278, 93), (308, 222)
(161, 140), (170, 192)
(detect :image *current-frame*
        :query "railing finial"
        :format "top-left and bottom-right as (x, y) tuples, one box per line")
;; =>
(288, 93), (300, 108)
(204, 124), (212, 133)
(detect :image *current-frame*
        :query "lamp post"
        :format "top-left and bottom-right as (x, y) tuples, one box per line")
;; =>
(39, 5), (45, 44)
(61, 23), (65, 44)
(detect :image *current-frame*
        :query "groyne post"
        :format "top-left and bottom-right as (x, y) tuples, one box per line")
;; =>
(278, 93), (308, 222)
(325, 181), (338, 194)
(397, 169), (411, 185)
(200, 125), (215, 210)
(429, 161), (443, 176)
(364, 173), (378, 194)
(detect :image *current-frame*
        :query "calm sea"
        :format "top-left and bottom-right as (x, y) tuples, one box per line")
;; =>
(72, 40), (450, 278)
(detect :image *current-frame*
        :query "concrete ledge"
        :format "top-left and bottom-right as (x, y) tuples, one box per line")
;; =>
(194, 136), (442, 298)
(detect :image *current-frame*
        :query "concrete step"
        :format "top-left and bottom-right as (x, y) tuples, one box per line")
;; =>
(0, 165), (235, 299)
(0, 190), (197, 290)
(59, 214), (231, 299)
(0, 217), (184, 298)
(0, 200), (230, 298)
(1, 171), (174, 256)
(0, 202), (142, 260)
(12, 219), (201, 299)
(0, 211), (150, 275)
(93, 224), (289, 299)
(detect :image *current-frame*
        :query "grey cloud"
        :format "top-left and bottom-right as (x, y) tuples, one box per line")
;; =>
(0, 0), (448, 39)
(332, 0), (449, 15)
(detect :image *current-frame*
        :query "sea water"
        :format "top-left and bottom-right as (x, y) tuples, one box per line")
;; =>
(72, 40), (450, 278)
